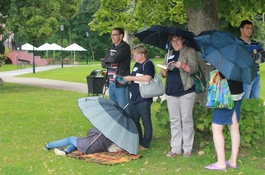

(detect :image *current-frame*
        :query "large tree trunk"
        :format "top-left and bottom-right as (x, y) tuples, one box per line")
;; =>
(186, 0), (219, 35)
(123, 30), (133, 47)
(186, 0), (219, 109)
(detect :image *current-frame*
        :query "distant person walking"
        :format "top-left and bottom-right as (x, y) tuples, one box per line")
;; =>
(0, 58), (4, 86)
(0, 77), (4, 86)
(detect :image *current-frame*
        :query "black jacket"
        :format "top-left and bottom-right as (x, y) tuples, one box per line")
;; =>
(101, 41), (131, 88)
(219, 72), (243, 95)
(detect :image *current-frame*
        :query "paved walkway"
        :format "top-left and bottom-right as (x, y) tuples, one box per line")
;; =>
(0, 65), (89, 94)
(0, 65), (165, 100)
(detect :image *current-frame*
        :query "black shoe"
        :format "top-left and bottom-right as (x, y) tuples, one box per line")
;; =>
(43, 142), (51, 151)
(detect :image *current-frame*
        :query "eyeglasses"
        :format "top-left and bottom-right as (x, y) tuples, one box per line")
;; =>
(171, 38), (182, 43)
(131, 54), (142, 58)
(111, 34), (121, 36)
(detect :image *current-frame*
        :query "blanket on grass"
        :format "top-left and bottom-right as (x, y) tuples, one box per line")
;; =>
(67, 151), (142, 165)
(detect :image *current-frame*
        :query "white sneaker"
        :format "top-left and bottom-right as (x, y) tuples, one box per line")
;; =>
(54, 148), (66, 156)
(108, 143), (122, 152)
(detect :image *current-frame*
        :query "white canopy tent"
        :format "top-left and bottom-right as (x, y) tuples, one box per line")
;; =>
(50, 43), (64, 60)
(50, 43), (63, 50)
(35, 43), (52, 51)
(63, 43), (87, 63)
(21, 43), (37, 50)
(35, 43), (64, 60)
(35, 43), (51, 58)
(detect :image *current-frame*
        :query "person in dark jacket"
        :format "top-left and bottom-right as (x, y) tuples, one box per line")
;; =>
(238, 20), (265, 98)
(43, 127), (117, 155)
(101, 27), (131, 114)
(205, 71), (244, 171)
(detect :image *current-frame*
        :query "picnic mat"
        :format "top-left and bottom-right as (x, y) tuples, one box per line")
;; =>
(67, 151), (142, 165)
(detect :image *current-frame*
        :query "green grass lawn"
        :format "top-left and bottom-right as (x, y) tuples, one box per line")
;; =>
(0, 60), (265, 174)
(18, 64), (102, 84)
(15, 59), (165, 84)
(0, 83), (265, 175)
(0, 64), (32, 71)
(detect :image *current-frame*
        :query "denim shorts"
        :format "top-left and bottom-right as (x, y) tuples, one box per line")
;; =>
(212, 99), (243, 125)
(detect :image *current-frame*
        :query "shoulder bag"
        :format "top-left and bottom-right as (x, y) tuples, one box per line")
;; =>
(139, 60), (164, 98)
(206, 69), (234, 109)
(185, 48), (207, 93)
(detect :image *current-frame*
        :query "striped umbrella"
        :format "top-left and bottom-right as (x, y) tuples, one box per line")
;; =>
(77, 97), (139, 155)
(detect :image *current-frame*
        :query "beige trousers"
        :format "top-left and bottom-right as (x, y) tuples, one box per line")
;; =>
(166, 92), (196, 154)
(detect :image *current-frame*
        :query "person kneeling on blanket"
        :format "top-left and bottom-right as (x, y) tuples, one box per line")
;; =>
(43, 127), (122, 156)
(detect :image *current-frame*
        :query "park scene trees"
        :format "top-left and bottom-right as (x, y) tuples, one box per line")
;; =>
(1, 0), (265, 61)
(1, 1), (265, 174)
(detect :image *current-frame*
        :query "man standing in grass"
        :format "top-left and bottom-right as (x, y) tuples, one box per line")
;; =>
(239, 20), (265, 98)
(101, 27), (131, 114)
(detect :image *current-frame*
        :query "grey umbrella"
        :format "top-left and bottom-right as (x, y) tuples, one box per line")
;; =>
(77, 97), (139, 155)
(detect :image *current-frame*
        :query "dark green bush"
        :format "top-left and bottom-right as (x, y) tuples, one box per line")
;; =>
(240, 98), (265, 149)
(155, 98), (265, 151)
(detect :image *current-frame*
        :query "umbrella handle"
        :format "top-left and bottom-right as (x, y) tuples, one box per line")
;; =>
(123, 103), (129, 109)
(83, 132), (103, 154)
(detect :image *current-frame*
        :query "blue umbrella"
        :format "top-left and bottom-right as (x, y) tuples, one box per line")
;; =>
(78, 97), (139, 155)
(194, 30), (257, 84)
(134, 25), (200, 51)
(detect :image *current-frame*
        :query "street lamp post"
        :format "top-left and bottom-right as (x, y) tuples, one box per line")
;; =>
(32, 43), (35, 73)
(85, 32), (89, 64)
(60, 25), (64, 68)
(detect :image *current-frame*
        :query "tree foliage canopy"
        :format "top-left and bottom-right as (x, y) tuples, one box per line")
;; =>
(1, 0), (265, 60)
(3, 0), (81, 42)
(89, 0), (265, 35)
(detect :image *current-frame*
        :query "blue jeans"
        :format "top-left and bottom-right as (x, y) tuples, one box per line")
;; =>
(48, 136), (78, 153)
(130, 100), (153, 148)
(243, 74), (260, 99)
(109, 81), (130, 114)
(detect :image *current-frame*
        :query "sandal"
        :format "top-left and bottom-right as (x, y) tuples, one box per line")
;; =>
(166, 151), (178, 157)
(225, 160), (238, 169)
(205, 163), (226, 171)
